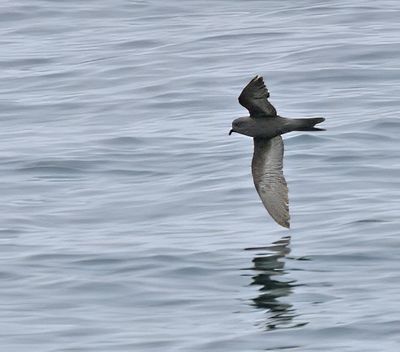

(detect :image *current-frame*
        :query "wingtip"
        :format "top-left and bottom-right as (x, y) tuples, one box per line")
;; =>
(279, 220), (290, 229)
(272, 214), (290, 229)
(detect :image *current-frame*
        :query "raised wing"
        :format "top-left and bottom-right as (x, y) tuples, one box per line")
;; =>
(238, 75), (277, 117)
(251, 136), (290, 228)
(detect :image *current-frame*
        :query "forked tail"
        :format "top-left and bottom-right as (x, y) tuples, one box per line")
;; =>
(294, 117), (325, 131)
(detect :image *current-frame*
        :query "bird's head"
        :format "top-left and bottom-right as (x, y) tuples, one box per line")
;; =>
(229, 117), (256, 137)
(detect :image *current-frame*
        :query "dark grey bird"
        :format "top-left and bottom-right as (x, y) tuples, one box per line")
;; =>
(229, 75), (325, 228)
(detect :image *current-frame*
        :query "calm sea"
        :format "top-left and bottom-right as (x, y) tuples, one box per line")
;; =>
(1, 0), (400, 351)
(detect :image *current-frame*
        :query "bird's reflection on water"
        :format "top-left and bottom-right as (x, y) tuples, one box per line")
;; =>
(245, 236), (307, 330)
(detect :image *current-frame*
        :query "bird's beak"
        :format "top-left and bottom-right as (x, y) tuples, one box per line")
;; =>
(228, 129), (233, 135)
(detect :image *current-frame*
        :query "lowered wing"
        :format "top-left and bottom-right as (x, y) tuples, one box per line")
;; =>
(251, 136), (290, 228)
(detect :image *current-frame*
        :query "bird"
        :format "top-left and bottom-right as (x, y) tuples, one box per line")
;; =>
(229, 75), (325, 228)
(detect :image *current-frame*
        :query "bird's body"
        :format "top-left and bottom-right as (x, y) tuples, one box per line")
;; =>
(230, 75), (325, 228)
(230, 115), (324, 139)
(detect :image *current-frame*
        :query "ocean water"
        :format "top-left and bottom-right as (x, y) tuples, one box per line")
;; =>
(1, 0), (400, 351)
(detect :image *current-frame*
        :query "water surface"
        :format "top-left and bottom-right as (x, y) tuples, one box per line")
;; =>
(1, 1), (400, 351)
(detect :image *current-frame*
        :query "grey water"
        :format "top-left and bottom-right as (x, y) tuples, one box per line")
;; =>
(1, 0), (400, 351)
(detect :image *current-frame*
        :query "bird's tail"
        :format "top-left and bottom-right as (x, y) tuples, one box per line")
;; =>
(293, 117), (325, 131)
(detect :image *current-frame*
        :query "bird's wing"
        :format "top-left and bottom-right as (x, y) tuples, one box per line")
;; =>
(252, 136), (290, 228)
(238, 75), (277, 117)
